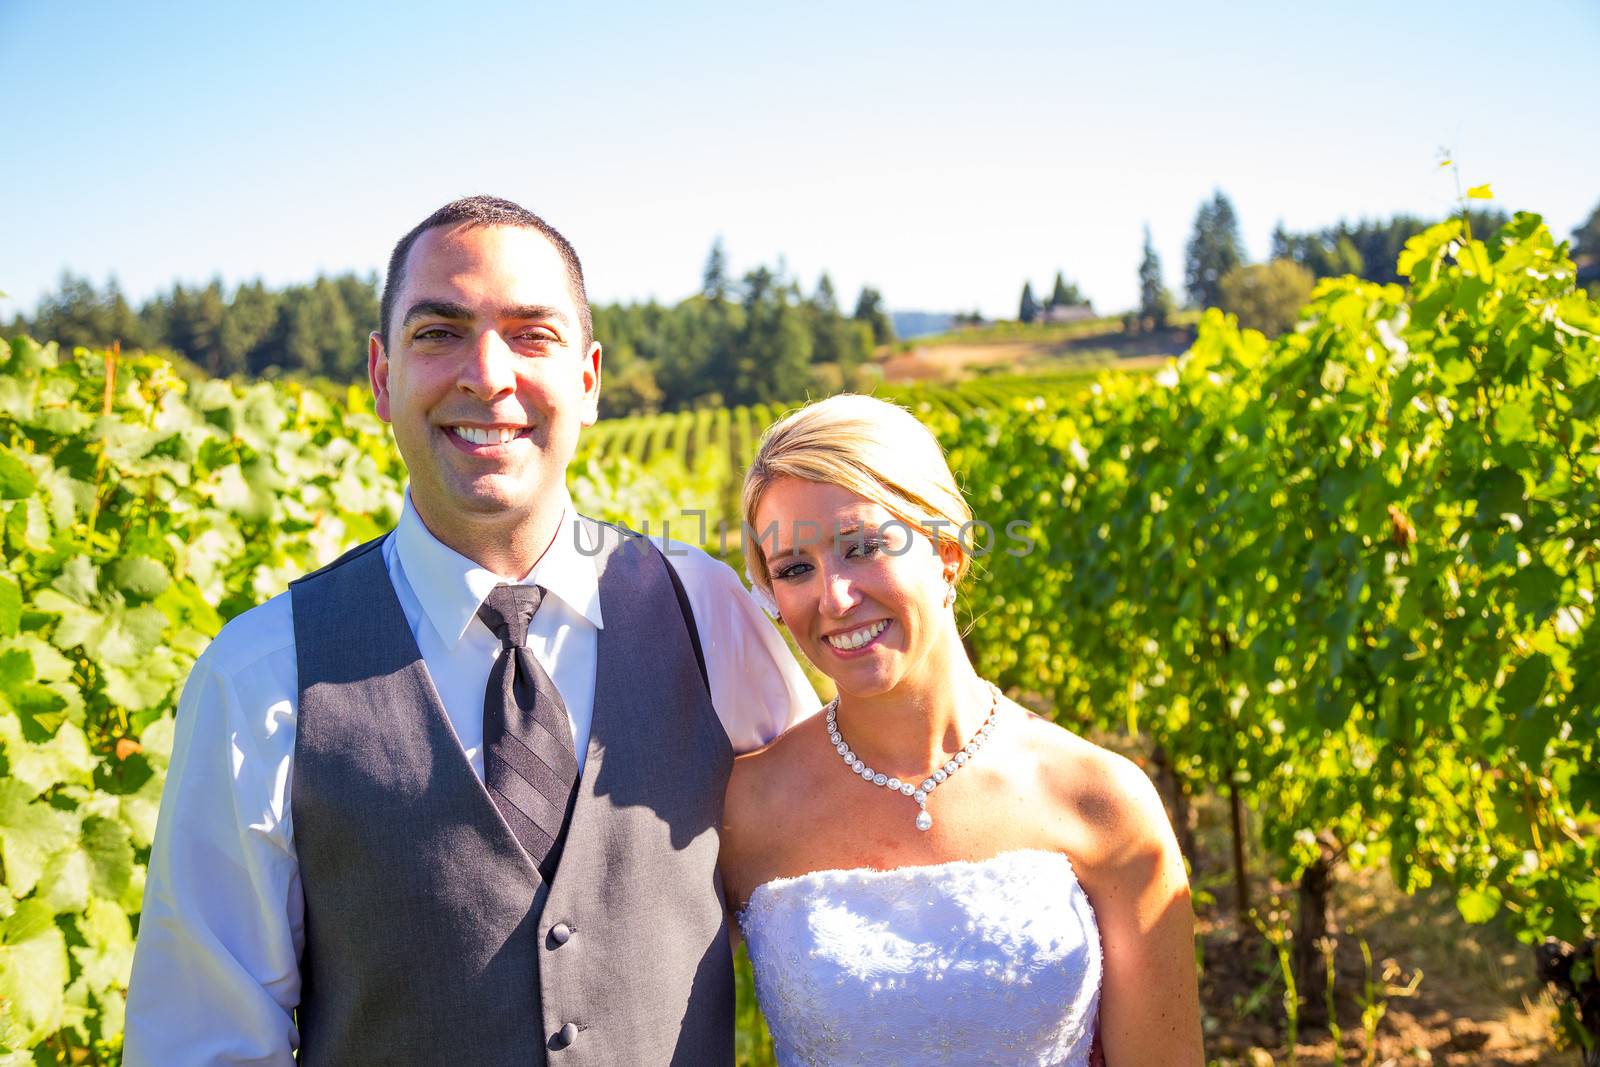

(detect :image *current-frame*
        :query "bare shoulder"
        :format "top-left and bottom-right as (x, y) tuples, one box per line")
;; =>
(1010, 705), (1174, 872)
(721, 712), (828, 901)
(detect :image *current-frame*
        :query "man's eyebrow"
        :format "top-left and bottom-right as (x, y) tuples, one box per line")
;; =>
(501, 304), (571, 326)
(401, 300), (474, 329)
(399, 302), (572, 330)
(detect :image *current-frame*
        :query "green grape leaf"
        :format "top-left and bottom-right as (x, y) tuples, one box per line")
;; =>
(10, 682), (73, 740)
(0, 900), (69, 1046)
(1456, 885), (1502, 923)
(81, 816), (135, 906)
(118, 770), (166, 849)
(0, 576), (19, 637)
(0, 648), (27, 693)
(1569, 772), (1600, 816)
(3, 634), (72, 682)
(0, 446), (35, 501)
(1502, 651), (1553, 718)
(0, 717), (95, 794)
(112, 555), (172, 602)
(1512, 565), (1561, 624)
(69, 897), (134, 1002)
(5, 495), (51, 552)
(48, 556), (99, 607)
(139, 714), (176, 771)
(83, 603), (168, 669)
(101, 648), (183, 711)
(0, 779), (82, 898)
(36, 846), (90, 915)
(35, 586), (103, 651)
(1493, 399), (1536, 444)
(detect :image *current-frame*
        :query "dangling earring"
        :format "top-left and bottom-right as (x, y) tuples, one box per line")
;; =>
(942, 582), (957, 608)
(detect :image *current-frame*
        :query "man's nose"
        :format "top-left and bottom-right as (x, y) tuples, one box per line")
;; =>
(458, 330), (518, 397)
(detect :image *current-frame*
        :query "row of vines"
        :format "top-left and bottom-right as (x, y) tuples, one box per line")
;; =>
(941, 213), (1599, 1053)
(0, 210), (1595, 1061)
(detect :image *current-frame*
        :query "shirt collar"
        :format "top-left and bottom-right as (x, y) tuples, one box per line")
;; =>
(394, 489), (604, 650)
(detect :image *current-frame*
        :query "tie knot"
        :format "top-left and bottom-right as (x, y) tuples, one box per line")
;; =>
(477, 584), (545, 649)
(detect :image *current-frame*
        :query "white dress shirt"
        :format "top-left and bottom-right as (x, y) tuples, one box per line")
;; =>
(123, 491), (817, 1066)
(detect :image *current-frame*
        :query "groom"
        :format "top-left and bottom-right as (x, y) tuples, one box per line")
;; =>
(124, 196), (817, 1065)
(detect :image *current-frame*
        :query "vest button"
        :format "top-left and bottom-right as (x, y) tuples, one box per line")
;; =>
(553, 1022), (578, 1049)
(549, 922), (572, 946)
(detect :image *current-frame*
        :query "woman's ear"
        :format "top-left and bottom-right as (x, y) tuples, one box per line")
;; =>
(936, 537), (965, 586)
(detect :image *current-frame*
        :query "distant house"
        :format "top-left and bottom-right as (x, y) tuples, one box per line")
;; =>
(1036, 303), (1097, 324)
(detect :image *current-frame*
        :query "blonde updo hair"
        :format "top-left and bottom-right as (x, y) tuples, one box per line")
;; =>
(742, 394), (974, 598)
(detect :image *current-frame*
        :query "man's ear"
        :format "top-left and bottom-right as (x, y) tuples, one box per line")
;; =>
(369, 331), (392, 423)
(580, 341), (603, 427)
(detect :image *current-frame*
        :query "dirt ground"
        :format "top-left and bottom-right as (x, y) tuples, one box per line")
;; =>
(1192, 850), (1571, 1065)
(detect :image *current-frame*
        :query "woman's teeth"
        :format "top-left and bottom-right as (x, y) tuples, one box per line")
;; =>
(826, 620), (888, 650)
(453, 426), (521, 445)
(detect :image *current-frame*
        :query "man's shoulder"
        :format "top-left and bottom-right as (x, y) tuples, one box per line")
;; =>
(200, 589), (297, 679)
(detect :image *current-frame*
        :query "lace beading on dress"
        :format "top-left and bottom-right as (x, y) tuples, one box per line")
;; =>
(738, 848), (1102, 1066)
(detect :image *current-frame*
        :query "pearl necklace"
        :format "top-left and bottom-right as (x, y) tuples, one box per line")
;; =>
(824, 683), (1001, 832)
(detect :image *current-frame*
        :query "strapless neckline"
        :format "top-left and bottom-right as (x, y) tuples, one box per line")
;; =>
(738, 846), (1102, 1065)
(742, 847), (1077, 916)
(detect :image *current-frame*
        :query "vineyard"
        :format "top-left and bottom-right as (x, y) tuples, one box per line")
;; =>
(0, 210), (1597, 1065)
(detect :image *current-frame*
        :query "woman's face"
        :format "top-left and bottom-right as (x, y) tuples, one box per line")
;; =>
(754, 477), (957, 698)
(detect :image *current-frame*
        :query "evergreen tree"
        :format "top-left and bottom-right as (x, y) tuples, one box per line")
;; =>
(1573, 199), (1600, 288)
(1018, 282), (1040, 324)
(852, 286), (893, 346)
(1185, 190), (1246, 310)
(217, 281), (279, 378)
(1047, 272), (1082, 309)
(168, 280), (228, 375)
(1137, 226), (1175, 331)
(812, 273), (838, 314)
(1270, 223), (1292, 262)
(806, 273), (869, 378)
(735, 267), (812, 403)
(702, 238), (729, 301)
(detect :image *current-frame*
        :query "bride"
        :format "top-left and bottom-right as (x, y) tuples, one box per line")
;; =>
(720, 394), (1204, 1066)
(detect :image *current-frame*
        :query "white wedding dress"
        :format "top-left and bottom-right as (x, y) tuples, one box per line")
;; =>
(739, 848), (1103, 1066)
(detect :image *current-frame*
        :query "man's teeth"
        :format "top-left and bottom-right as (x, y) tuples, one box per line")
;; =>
(453, 426), (521, 445)
(826, 620), (888, 650)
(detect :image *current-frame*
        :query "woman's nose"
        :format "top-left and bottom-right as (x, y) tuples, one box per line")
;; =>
(820, 569), (860, 615)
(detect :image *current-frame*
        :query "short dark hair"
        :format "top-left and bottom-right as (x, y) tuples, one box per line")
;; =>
(379, 195), (591, 348)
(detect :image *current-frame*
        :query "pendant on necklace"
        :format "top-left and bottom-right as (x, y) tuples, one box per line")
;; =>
(915, 809), (933, 832)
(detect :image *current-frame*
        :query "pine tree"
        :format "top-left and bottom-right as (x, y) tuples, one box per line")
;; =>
(1047, 272), (1082, 309)
(702, 238), (729, 301)
(1573, 199), (1600, 287)
(1185, 190), (1245, 310)
(852, 287), (894, 346)
(1270, 223), (1292, 262)
(812, 273), (838, 314)
(1138, 226), (1174, 331)
(1019, 282), (1040, 324)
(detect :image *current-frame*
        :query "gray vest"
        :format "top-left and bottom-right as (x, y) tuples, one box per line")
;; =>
(288, 517), (734, 1065)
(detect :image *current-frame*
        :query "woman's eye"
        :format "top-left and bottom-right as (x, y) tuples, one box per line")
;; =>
(846, 538), (882, 559)
(772, 561), (811, 582)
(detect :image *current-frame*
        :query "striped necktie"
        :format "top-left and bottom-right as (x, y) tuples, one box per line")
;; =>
(476, 584), (580, 883)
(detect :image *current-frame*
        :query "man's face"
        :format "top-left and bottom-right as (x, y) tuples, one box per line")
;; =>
(369, 223), (601, 544)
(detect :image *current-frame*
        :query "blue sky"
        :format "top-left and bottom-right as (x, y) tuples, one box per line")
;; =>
(4, 0), (1597, 321)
